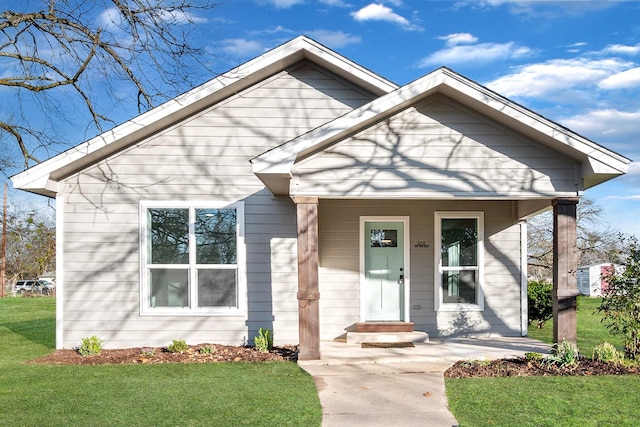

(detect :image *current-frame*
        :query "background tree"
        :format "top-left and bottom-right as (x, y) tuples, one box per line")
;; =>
(1, 0), (217, 173)
(527, 197), (627, 280)
(598, 236), (640, 359)
(4, 207), (55, 288)
(527, 279), (553, 328)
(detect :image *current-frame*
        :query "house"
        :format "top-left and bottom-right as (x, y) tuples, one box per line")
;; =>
(577, 263), (623, 296)
(12, 36), (629, 360)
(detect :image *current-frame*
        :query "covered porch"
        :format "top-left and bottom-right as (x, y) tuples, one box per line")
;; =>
(251, 67), (628, 360)
(292, 196), (579, 360)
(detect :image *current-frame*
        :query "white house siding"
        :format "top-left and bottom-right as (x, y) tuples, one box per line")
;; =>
(317, 199), (524, 341)
(59, 62), (377, 349)
(293, 95), (580, 199)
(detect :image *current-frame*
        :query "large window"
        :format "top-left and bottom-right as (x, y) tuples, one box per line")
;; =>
(140, 201), (245, 315)
(435, 212), (484, 311)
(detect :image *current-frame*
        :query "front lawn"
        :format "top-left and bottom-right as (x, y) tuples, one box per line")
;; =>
(447, 375), (640, 427)
(0, 298), (322, 427)
(447, 296), (640, 426)
(527, 296), (624, 357)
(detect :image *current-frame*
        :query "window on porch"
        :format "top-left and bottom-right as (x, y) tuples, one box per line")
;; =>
(435, 212), (484, 311)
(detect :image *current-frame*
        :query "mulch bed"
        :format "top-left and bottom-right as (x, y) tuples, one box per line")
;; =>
(28, 344), (298, 365)
(27, 344), (640, 379)
(444, 357), (640, 378)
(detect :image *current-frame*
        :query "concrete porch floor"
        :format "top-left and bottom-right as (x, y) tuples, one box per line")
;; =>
(300, 336), (551, 366)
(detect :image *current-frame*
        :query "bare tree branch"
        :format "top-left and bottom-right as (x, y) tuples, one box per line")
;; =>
(528, 197), (627, 280)
(0, 0), (218, 173)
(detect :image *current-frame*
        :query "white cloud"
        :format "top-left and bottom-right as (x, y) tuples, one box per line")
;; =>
(559, 109), (640, 149)
(486, 58), (629, 98)
(261, 0), (349, 7)
(566, 41), (587, 53)
(156, 9), (208, 24)
(463, 0), (618, 15)
(351, 3), (410, 26)
(602, 43), (640, 56)
(439, 33), (478, 47)
(418, 41), (532, 67)
(261, 0), (351, 7)
(305, 30), (361, 48)
(599, 67), (640, 90)
(319, 0), (350, 6)
(98, 7), (122, 30)
(219, 38), (266, 57)
(262, 0), (304, 8)
(99, 6), (206, 28)
(248, 25), (296, 36)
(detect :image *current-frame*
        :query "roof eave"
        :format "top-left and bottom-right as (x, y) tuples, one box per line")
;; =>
(12, 36), (398, 194)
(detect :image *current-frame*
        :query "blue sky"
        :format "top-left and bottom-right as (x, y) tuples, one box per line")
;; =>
(7, 0), (640, 237)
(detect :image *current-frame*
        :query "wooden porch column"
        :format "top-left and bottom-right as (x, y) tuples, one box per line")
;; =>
(552, 198), (579, 345)
(292, 196), (321, 360)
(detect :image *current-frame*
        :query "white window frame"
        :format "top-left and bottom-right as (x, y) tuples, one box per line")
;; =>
(139, 200), (246, 316)
(434, 211), (484, 312)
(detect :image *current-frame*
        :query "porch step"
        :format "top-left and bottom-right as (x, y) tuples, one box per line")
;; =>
(345, 331), (429, 345)
(354, 322), (415, 333)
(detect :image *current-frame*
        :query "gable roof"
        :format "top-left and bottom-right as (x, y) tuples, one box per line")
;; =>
(11, 36), (398, 197)
(251, 66), (630, 195)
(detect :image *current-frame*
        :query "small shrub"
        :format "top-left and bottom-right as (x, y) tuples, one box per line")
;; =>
(546, 339), (580, 368)
(254, 328), (273, 353)
(77, 335), (104, 356)
(592, 342), (621, 363)
(527, 280), (553, 328)
(524, 352), (543, 361)
(460, 358), (491, 368)
(199, 345), (215, 355)
(140, 347), (156, 356)
(166, 339), (188, 354)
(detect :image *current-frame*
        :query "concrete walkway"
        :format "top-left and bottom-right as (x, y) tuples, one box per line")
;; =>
(298, 337), (550, 427)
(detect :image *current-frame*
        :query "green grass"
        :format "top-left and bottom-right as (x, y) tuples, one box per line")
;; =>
(0, 297), (322, 426)
(447, 296), (640, 426)
(447, 375), (640, 427)
(527, 296), (624, 357)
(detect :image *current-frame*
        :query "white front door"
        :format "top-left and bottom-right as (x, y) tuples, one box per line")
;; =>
(363, 220), (406, 321)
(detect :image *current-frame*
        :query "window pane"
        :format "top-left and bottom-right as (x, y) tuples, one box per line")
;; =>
(150, 268), (188, 307)
(442, 270), (476, 304)
(195, 209), (237, 264)
(149, 208), (189, 264)
(370, 229), (398, 247)
(198, 269), (237, 307)
(442, 218), (477, 267)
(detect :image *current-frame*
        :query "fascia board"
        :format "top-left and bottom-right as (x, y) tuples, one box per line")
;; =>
(12, 36), (398, 194)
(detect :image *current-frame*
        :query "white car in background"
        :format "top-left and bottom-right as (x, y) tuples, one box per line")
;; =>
(14, 280), (55, 295)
